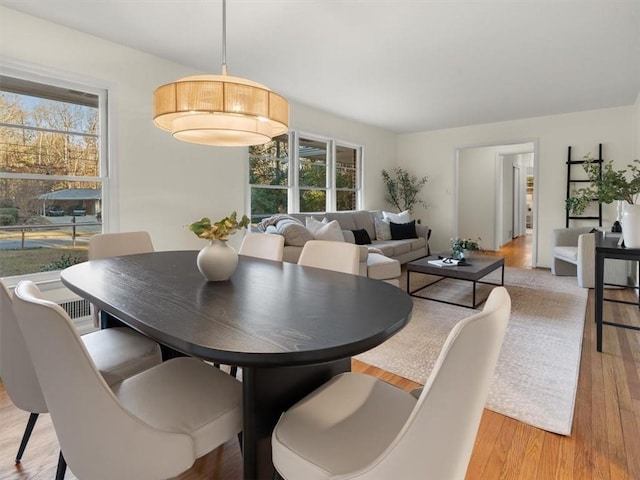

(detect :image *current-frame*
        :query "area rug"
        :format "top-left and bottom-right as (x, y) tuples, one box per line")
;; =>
(355, 267), (587, 435)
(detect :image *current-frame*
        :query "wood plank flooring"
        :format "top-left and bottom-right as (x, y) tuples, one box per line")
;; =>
(1, 233), (639, 479)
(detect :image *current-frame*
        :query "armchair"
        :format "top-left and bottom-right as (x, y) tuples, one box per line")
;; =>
(552, 228), (631, 288)
(551, 227), (595, 288)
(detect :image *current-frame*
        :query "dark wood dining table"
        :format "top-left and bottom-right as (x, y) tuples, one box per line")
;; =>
(60, 250), (413, 479)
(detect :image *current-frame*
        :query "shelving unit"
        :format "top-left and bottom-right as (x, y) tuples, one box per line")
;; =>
(565, 143), (603, 228)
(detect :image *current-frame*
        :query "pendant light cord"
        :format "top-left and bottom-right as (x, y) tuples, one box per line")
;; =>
(221, 0), (228, 75)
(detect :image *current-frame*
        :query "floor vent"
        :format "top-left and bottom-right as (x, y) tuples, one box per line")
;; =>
(59, 298), (91, 319)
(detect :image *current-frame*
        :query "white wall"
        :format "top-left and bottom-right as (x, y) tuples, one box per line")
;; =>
(0, 7), (397, 252)
(635, 92), (640, 160)
(399, 107), (634, 268)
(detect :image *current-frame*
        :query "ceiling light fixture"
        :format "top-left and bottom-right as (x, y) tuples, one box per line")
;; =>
(152, 0), (289, 147)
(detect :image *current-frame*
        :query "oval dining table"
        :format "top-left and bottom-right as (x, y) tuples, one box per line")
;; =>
(61, 250), (413, 479)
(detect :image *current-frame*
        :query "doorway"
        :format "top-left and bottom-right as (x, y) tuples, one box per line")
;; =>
(455, 141), (537, 268)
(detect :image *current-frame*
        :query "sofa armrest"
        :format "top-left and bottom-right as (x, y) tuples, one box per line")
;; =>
(416, 224), (431, 254)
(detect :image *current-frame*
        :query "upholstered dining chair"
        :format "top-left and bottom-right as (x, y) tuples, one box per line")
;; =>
(12, 280), (243, 480)
(272, 286), (511, 480)
(89, 231), (155, 327)
(239, 232), (285, 262)
(298, 240), (360, 275)
(0, 279), (162, 479)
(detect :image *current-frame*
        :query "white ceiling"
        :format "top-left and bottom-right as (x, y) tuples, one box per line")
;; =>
(2, 1), (639, 134)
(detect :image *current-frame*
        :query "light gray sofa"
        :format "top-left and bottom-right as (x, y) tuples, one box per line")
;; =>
(258, 210), (431, 284)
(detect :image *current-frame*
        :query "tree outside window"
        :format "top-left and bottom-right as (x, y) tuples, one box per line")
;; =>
(0, 75), (106, 277)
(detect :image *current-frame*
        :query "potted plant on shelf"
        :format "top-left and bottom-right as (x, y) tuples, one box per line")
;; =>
(189, 211), (250, 281)
(566, 157), (640, 247)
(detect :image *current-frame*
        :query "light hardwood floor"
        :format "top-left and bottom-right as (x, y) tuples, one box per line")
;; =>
(1, 234), (639, 479)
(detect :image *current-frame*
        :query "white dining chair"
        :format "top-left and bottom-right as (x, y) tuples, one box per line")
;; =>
(239, 232), (285, 262)
(89, 231), (155, 327)
(298, 240), (360, 275)
(0, 279), (162, 479)
(272, 286), (511, 480)
(12, 280), (243, 480)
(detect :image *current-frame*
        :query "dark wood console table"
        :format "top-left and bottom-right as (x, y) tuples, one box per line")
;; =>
(61, 251), (413, 479)
(595, 235), (640, 352)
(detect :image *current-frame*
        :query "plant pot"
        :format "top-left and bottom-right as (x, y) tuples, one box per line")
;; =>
(620, 203), (640, 248)
(196, 240), (238, 281)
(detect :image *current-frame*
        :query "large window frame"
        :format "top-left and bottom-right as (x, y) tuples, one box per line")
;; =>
(0, 62), (115, 282)
(248, 130), (363, 221)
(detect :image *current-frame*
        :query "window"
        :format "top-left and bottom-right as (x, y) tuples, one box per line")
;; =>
(248, 131), (362, 222)
(0, 73), (108, 277)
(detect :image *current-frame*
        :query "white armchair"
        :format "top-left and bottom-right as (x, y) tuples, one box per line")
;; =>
(552, 227), (596, 288)
(552, 228), (631, 288)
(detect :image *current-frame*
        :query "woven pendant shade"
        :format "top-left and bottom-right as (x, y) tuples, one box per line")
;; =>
(153, 74), (289, 147)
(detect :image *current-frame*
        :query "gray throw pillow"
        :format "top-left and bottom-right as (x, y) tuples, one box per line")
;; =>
(276, 221), (314, 246)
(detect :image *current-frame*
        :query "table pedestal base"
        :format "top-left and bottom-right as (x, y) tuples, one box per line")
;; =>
(242, 358), (351, 479)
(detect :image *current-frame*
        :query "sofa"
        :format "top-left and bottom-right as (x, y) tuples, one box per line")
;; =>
(257, 210), (431, 284)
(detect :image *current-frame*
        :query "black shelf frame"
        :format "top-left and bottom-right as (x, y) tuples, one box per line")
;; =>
(565, 143), (603, 228)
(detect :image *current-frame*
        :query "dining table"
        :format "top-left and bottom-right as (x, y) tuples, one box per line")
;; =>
(60, 250), (413, 479)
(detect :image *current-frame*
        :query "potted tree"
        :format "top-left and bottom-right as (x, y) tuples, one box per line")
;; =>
(566, 158), (640, 247)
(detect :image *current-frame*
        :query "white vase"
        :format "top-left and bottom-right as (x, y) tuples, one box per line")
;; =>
(196, 240), (238, 281)
(620, 203), (640, 248)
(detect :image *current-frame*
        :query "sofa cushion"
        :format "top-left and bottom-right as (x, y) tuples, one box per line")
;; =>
(389, 220), (418, 240)
(554, 246), (578, 264)
(324, 212), (357, 231)
(351, 211), (376, 240)
(408, 237), (426, 251)
(370, 241), (395, 258)
(352, 228), (372, 245)
(306, 217), (345, 242)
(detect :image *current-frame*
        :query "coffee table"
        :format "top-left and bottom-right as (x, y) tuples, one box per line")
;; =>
(407, 254), (505, 308)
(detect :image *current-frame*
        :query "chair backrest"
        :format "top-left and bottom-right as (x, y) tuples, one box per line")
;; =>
(12, 281), (195, 480)
(89, 231), (154, 260)
(0, 279), (47, 414)
(368, 286), (511, 480)
(298, 240), (360, 275)
(239, 232), (285, 262)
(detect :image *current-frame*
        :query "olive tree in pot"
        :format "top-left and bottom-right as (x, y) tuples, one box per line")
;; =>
(566, 158), (640, 247)
(381, 167), (429, 221)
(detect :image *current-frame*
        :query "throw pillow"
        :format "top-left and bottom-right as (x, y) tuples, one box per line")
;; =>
(383, 210), (411, 224)
(306, 217), (345, 242)
(374, 218), (392, 241)
(351, 228), (372, 245)
(276, 221), (313, 247)
(390, 220), (418, 240)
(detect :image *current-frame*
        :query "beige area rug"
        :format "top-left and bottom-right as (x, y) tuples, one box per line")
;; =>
(356, 266), (587, 436)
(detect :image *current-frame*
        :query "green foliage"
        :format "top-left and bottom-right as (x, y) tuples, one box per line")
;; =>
(40, 253), (83, 272)
(451, 237), (482, 254)
(381, 167), (429, 213)
(189, 211), (250, 241)
(0, 207), (19, 224)
(566, 157), (640, 214)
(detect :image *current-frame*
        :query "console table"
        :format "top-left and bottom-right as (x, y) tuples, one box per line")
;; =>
(595, 234), (640, 352)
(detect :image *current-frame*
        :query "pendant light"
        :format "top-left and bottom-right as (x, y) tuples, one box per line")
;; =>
(153, 0), (289, 147)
